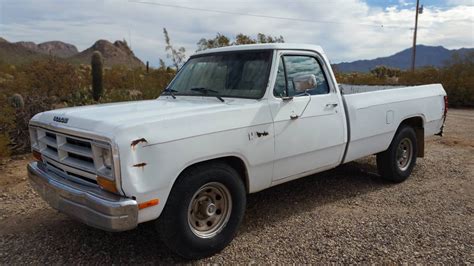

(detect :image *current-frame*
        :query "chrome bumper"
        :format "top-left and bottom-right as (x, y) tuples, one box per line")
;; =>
(27, 161), (138, 232)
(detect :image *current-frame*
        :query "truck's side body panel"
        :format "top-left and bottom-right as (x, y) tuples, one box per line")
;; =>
(28, 44), (448, 228)
(342, 84), (446, 163)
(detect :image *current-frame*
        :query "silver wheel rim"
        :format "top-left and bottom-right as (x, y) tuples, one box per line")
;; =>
(396, 138), (413, 171)
(187, 182), (232, 238)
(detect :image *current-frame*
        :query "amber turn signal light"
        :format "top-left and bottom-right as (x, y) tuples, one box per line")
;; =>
(32, 150), (42, 161)
(138, 199), (159, 210)
(96, 176), (118, 194)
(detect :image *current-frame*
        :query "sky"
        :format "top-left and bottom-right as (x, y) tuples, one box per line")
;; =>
(0, 0), (473, 66)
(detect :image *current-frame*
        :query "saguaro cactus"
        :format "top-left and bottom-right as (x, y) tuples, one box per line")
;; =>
(91, 51), (104, 101)
(9, 93), (24, 109)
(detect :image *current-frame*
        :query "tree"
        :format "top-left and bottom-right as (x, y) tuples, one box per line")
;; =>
(196, 33), (285, 51)
(163, 28), (186, 70)
(197, 33), (231, 51)
(256, 33), (284, 44)
(233, 33), (256, 45)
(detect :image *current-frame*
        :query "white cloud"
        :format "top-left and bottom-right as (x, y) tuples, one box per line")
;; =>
(398, 0), (412, 7)
(0, 0), (473, 65)
(447, 0), (474, 6)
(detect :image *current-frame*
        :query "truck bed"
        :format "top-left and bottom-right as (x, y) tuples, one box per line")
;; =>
(341, 84), (446, 163)
(340, 84), (405, 95)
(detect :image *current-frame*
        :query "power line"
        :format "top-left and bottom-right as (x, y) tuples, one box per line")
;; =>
(128, 0), (411, 29)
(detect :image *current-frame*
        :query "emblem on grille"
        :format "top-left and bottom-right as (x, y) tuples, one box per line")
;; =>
(53, 116), (69, 123)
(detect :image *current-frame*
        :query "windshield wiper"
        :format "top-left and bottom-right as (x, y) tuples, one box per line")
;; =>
(190, 87), (225, 102)
(162, 88), (177, 99)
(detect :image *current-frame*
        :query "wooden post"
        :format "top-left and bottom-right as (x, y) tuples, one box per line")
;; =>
(411, 0), (420, 72)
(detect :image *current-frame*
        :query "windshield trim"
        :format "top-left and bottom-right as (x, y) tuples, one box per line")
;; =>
(164, 49), (275, 100)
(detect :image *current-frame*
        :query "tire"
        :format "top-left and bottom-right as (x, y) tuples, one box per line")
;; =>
(377, 125), (418, 183)
(156, 162), (246, 259)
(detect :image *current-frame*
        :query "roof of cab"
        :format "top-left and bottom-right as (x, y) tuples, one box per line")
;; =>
(193, 43), (325, 56)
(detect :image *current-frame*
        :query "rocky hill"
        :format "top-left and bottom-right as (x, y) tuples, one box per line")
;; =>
(38, 41), (79, 57)
(0, 38), (49, 64)
(69, 40), (144, 67)
(15, 40), (78, 58)
(0, 37), (145, 67)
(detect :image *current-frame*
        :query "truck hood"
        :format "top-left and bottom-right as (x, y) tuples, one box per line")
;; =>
(31, 97), (271, 144)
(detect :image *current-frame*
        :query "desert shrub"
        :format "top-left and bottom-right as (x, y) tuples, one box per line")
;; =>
(101, 66), (174, 102)
(0, 96), (15, 159)
(0, 133), (10, 160)
(370, 66), (401, 79)
(139, 68), (176, 99)
(0, 59), (90, 155)
(0, 93), (55, 155)
(22, 59), (87, 100)
(439, 52), (474, 107)
(336, 52), (473, 107)
(0, 46), (174, 158)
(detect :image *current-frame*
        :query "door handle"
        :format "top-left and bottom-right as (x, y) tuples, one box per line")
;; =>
(326, 103), (338, 108)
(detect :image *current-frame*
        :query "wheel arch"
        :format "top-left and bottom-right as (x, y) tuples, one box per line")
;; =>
(175, 155), (250, 194)
(399, 116), (425, 157)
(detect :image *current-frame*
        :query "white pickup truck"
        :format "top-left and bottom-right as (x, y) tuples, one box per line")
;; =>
(27, 43), (447, 259)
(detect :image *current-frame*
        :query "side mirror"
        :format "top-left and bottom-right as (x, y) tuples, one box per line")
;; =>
(293, 74), (317, 93)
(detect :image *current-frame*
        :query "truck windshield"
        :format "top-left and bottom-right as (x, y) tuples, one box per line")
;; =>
(166, 50), (273, 99)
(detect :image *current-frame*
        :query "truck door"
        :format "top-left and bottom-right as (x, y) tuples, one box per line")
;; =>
(270, 51), (346, 182)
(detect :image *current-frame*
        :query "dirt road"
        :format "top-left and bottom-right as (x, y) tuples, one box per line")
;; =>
(1, 109), (473, 263)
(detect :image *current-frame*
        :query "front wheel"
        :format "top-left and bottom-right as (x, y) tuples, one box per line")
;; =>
(156, 162), (246, 259)
(377, 125), (418, 182)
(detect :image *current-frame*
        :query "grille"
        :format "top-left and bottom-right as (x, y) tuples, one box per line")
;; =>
(36, 128), (101, 185)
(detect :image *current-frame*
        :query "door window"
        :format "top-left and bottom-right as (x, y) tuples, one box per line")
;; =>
(273, 57), (287, 97)
(273, 55), (330, 97)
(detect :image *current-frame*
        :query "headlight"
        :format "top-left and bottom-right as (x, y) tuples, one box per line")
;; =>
(92, 143), (114, 179)
(101, 148), (113, 169)
(93, 144), (117, 193)
(29, 127), (39, 150)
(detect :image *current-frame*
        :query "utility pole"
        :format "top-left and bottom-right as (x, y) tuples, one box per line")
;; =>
(411, 0), (422, 72)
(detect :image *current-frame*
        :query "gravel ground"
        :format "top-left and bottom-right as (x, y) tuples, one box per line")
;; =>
(0, 109), (473, 264)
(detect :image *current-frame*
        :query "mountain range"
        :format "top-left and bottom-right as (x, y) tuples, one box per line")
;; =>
(334, 45), (473, 72)
(0, 37), (472, 71)
(0, 37), (144, 67)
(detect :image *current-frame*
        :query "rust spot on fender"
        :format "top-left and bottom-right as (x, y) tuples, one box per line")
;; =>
(133, 162), (147, 168)
(131, 138), (148, 149)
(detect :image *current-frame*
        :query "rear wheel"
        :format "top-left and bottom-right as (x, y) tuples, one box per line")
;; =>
(377, 125), (418, 182)
(156, 162), (246, 259)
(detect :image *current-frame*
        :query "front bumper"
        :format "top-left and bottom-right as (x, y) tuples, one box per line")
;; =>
(27, 161), (138, 232)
